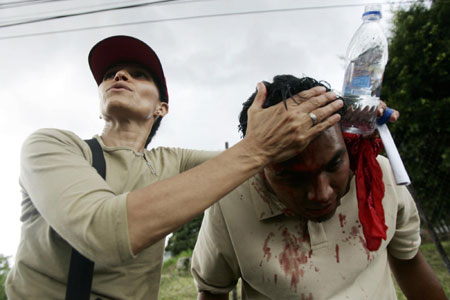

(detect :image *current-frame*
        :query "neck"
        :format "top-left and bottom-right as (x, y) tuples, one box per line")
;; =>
(101, 119), (154, 152)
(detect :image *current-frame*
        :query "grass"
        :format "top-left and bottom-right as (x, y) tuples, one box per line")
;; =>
(159, 242), (450, 300)
(394, 241), (450, 300)
(158, 250), (198, 300)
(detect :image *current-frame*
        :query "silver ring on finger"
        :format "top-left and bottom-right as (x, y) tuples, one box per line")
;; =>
(308, 112), (318, 126)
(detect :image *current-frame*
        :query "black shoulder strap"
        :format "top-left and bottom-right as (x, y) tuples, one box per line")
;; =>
(85, 138), (106, 179)
(65, 138), (106, 300)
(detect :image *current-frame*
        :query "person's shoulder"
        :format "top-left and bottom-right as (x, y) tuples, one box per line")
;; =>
(147, 146), (219, 154)
(145, 146), (180, 158)
(146, 146), (181, 153)
(376, 155), (396, 185)
(23, 128), (90, 154)
(27, 128), (82, 142)
(217, 178), (253, 208)
(376, 154), (390, 167)
(146, 146), (220, 160)
(377, 154), (413, 207)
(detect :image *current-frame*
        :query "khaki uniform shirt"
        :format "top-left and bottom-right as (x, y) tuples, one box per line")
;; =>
(6, 128), (217, 300)
(191, 156), (421, 300)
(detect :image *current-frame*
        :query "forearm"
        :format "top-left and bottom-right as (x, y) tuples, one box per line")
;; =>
(198, 291), (229, 300)
(127, 139), (267, 254)
(389, 251), (447, 300)
(127, 84), (342, 254)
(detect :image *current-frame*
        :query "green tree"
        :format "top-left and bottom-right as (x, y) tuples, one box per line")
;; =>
(381, 0), (450, 224)
(0, 254), (11, 300)
(165, 213), (204, 256)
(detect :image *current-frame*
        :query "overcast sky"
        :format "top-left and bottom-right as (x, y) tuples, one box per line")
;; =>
(0, 0), (411, 260)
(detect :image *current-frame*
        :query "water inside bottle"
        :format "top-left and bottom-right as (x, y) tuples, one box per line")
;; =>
(341, 45), (384, 134)
(341, 95), (379, 134)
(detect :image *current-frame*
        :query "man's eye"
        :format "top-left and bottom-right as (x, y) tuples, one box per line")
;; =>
(326, 159), (342, 172)
(276, 173), (307, 185)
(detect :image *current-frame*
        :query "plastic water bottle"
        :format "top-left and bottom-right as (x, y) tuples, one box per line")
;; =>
(341, 4), (389, 135)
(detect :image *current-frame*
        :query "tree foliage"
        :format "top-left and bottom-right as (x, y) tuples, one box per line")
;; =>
(0, 254), (11, 300)
(381, 0), (450, 224)
(165, 213), (204, 256)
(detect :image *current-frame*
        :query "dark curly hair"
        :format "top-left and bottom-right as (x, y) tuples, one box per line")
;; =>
(238, 75), (332, 137)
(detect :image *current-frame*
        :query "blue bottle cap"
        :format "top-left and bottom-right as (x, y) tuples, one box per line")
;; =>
(363, 4), (382, 18)
(363, 10), (382, 17)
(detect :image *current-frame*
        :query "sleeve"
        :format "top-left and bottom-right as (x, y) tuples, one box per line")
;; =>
(177, 148), (221, 172)
(387, 183), (421, 260)
(20, 129), (133, 265)
(191, 202), (240, 294)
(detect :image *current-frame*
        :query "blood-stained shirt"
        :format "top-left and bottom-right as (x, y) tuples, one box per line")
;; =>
(191, 156), (420, 300)
(6, 128), (218, 300)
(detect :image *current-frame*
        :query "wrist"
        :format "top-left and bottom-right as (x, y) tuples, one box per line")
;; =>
(235, 138), (271, 171)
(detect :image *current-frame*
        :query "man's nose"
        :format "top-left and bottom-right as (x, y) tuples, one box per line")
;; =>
(307, 174), (333, 203)
(114, 69), (129, 81)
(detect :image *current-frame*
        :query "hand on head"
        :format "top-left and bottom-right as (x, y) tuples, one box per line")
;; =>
(244, 82), (343, 164)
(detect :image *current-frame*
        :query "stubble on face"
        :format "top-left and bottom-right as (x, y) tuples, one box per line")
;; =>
(263, 125), (353, 222)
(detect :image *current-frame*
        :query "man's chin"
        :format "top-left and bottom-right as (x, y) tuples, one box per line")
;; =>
(306, 205), (339, 223)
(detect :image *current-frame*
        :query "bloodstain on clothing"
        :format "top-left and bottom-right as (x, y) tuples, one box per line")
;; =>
(341, 219), (362, 244)
(263, 232), (275, 262)
(274, 274), (278, 284)
(308, 249), (312, 258)
(282, 208), (295, 217)
(351, 226), (359, 237)
(251, 180), (276, 214)
(339, 213), (347, 228)
(314, 267), (320, 272)
(278, 226), (309, 291)
(335, 244), (340, 263)
(301, 292), (314, 300)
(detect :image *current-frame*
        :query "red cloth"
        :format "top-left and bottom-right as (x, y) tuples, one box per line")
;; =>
(343, 132), (387, 251)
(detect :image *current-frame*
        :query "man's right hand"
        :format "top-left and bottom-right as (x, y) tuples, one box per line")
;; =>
(243, 82), (343, 165)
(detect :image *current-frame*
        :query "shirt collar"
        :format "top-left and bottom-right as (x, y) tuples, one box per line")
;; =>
(249, 174), (287, 220)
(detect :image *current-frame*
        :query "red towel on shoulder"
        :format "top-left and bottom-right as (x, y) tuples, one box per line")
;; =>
(343, 132), (388, 251)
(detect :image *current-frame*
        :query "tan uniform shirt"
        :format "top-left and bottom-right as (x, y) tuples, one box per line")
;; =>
(6, 128), (217, 300)
(191, 156), (421, 300)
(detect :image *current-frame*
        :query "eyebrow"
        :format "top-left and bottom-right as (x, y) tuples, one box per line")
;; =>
(326, 148), (346, 166)
(277, 147), (346, 176)
(320, 148), (347, 174)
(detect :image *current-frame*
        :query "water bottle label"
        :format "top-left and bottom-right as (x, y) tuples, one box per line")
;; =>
(351, 75), (370, 88)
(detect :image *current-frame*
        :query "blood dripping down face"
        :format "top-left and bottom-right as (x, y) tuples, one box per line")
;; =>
(263, 125), (352, 222)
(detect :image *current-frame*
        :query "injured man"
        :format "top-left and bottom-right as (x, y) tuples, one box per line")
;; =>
(191, 74), (446, 300)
